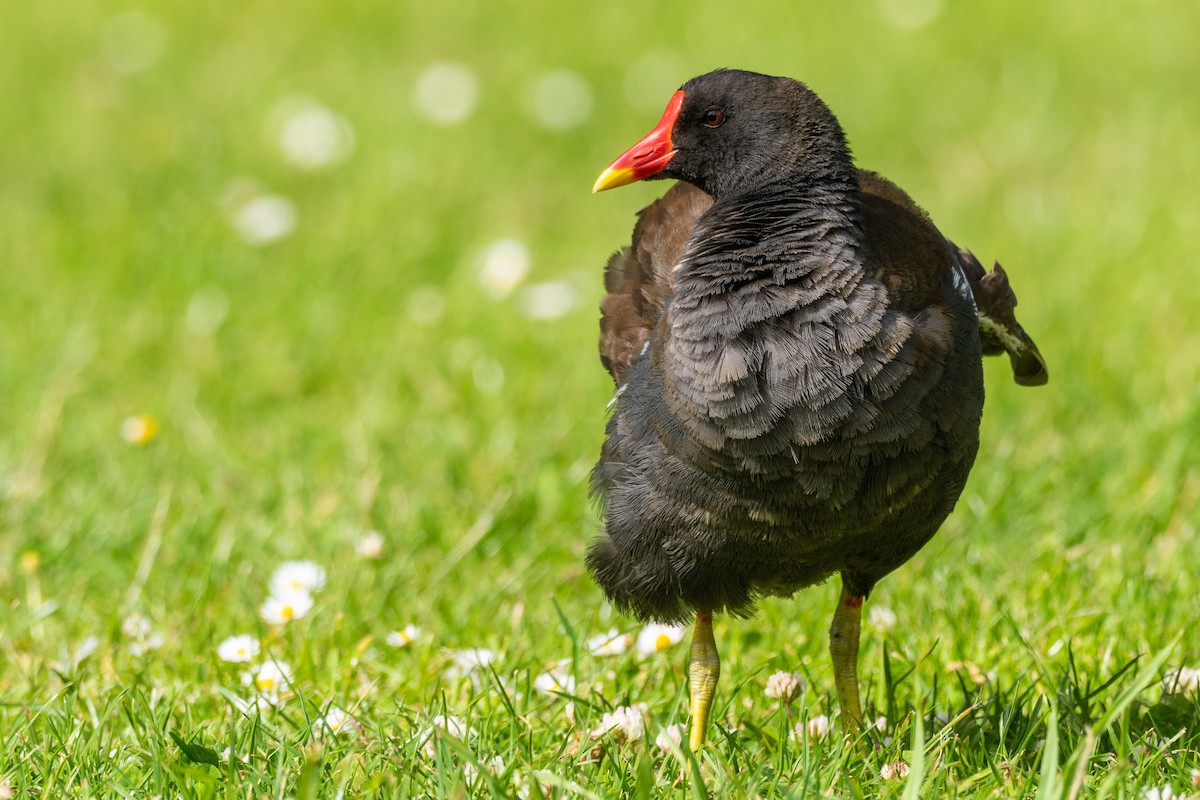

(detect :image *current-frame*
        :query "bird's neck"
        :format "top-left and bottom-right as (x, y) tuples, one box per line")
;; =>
(657, 175), (872, 449)
(672, 174), (865, 297)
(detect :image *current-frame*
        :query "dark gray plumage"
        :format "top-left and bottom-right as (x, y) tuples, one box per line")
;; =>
(587, 69), (1046, 743)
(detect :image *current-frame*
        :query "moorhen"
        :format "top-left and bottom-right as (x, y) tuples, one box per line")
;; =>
(588, 69), (1047, 749)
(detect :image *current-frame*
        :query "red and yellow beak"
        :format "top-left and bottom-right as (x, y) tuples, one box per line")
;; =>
(593, 90), (684, 193)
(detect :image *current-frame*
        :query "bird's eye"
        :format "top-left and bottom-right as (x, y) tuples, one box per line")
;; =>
(702, 109), (725, 128)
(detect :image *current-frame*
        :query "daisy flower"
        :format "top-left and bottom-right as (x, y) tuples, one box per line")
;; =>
(386, 624), (420, 648)
(317, 706), (362, 737)
(121, 613), (153, 640)
(260, 590), (313, 625)
(444, 647), (500, 690)
(880, 761), (910, 781)
(446, 648), (498, 676)
(355, 530), (385, 559)
(229, 192), (296, 245)
(477, 239), (530, 299)
(464, 755), (506, 786)
(418, 714), (477, 759)
(218, 747), (249, 765)
(270, 561), (327, 595)
(946, 660), (988, 684)
(587, 629), (630, 657)
(122, 613), (165, 656)
(1161, 666), (1200, 696)
(413, 62), (478, 126)
(244, 659), (293, 705)
(273, 96), (354, 171)
(217, 635), (261, 663)
(533, 668), (575, 696)
(868, 605), (897, 630)
(72, 636), (100, 668)
(634, 623), (687, 657)
(120, 415), (159, 445)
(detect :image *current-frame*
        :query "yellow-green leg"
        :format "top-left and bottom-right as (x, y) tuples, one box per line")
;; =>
(687, 611), (720, 749)
(829, 580), (864, 733)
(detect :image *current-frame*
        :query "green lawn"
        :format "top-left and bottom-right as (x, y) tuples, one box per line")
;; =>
(2, 0), (1199, 797)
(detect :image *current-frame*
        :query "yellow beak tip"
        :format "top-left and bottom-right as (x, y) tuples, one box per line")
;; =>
(592, 167), (635, 194)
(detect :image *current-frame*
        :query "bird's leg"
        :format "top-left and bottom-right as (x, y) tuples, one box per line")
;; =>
(829, 580), (864, 733)
(687, 610), (720, 749)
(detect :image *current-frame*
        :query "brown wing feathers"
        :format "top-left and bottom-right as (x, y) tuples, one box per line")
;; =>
(599, 182), (713, 384)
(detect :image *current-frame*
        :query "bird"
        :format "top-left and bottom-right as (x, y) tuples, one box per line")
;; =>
(587, 69), (1047, 750)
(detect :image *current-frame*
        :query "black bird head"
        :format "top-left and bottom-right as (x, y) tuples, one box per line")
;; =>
(594, 69), (855, 199)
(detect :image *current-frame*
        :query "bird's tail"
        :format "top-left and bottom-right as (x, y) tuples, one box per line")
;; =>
(954, 245), (1049, 387)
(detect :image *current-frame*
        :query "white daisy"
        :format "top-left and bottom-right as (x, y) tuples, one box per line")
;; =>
(587, 629), (630, 657)
(1161, 666), (1200, 696)
(272, 96), (355, 171)
(880, 761), (910, 781)
(525, 70), (593, 131)
(270, 561), (327, 595)
(518, 281), (577, 321)
(412, 62), (478, 126)
(218, 747), (249, 765)
(259, 590), (314, 625)
(533, 669), (575, 696)
(355, 530), (385, 560)
(868, 605), (897, 630)
(122, 613), (165, 656)
(120, 415), (159, 445)
(386, 625), (420, 648)
(74, 636), (100, 666)
(121, 614), (152, 640)
(231, 193), (296, 245)
(447, 648), (498, 674)
(1142, 786), (1176, 800)
(464, 755), (506, 785)
(444, 648), (500, 690)
(245, 659), (293, 704)
(129, 633), (164, 657)
(317, 706), (361, 737)
(635, 623), (687, 657)
(418, 714), (477, 759)
(218, 635), (261, 663)
(477, 239), (530, 299)
(946, 660), (988, 685)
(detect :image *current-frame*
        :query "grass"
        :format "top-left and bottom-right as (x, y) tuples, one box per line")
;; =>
(2, 0), (1199, 796)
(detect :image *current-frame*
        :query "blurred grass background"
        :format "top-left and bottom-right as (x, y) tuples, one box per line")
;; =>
(2, 0), (1199, 796)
